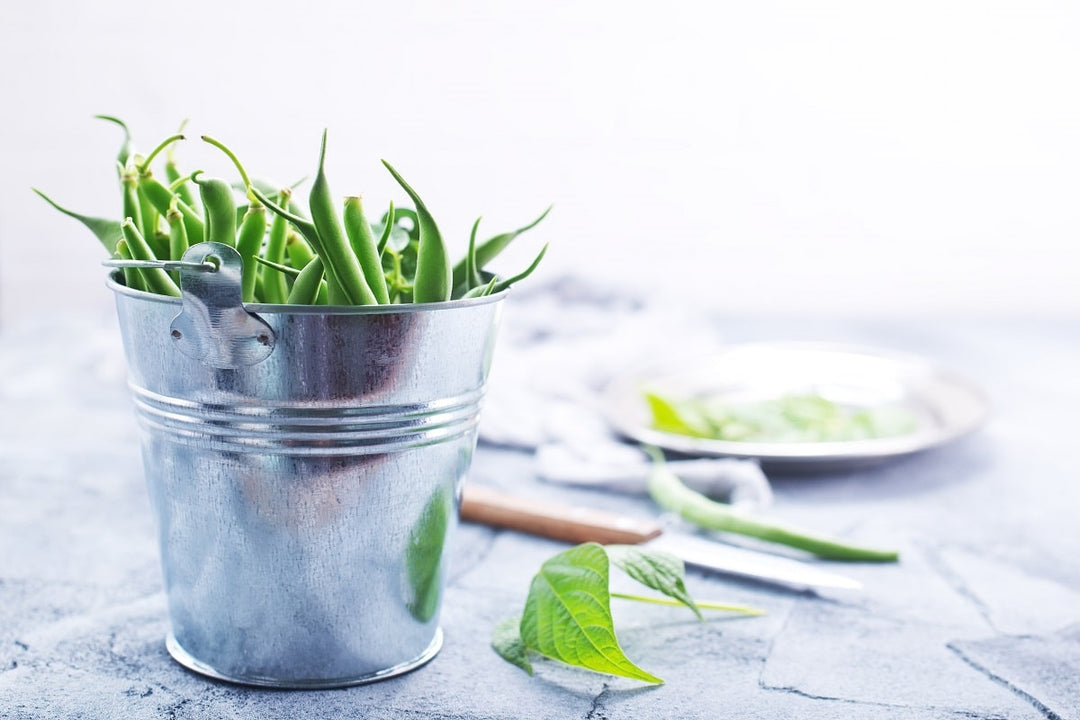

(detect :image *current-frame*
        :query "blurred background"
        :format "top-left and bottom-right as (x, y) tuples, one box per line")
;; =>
(1, 0), (1077, 328)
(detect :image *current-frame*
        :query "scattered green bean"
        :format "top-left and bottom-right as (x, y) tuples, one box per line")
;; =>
(645, 448), (899, 562)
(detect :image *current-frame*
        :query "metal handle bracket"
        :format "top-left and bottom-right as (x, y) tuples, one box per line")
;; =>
(167, 243), (276, 369)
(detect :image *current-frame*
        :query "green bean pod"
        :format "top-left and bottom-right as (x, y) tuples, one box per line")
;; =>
(286, 255), (325, 305)
(451, 205), (552, 291)
(132, 158), (159, 247)
(138, 172), (205, 246)
(95, 115), (135, 175)
(251, 187), (326, 260)
(309, 131), (376, 305)
(343, 195), (390, 304)
(464, 217), (483, 291)
(381, 160), (450, 303)
(235, 204), (267, 302)
(489, 243), (548, 294)
(645, 449), (899, 562)
(114, 239), (145, 292)
(120, 219), (180, 297)
(164, 127), (199, 210)
(285, 230), (316, 270)
(120, 162), (144, 241)
(376, 202), (395, 256)
(253, 256), (300, 278)
(193, 171), (237, 248)
(462, 277), (497, 299)
(165, 206), (188, 286)
(261, 189), (292, 304)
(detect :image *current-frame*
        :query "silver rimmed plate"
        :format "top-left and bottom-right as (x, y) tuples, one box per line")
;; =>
(601, 342), (990, 469)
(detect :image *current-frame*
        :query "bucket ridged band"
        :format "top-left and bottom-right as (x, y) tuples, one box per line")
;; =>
(108, 244), (504, 688)
(130, 385), (485, 454)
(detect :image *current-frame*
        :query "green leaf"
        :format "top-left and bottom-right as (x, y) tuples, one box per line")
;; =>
(644, 391), (713, 438)
(404, 485), (453, 622)
(33, 188), (122, 254)
(518, 543), (662, 684)
(492, 615), (533, 675)
(606, 545), (702, 621)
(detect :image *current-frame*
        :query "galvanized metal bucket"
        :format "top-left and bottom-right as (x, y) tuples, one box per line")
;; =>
(107, 243), (504, 688)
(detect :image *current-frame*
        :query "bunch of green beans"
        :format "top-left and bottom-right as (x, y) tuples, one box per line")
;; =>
(36, 118), (552, 305)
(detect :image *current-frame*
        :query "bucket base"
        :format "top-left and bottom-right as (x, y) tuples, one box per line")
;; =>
(165, 628), (444, 689)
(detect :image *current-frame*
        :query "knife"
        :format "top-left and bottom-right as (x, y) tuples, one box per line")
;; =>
(459, 485), (861, 591)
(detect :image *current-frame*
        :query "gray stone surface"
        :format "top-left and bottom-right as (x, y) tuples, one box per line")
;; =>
(2, 289), (1078, 718)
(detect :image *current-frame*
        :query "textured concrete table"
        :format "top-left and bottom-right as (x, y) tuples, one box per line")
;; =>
(2, 286), (1078, 719)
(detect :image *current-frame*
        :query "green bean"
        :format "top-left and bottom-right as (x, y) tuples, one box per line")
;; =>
(138, 168), (205, 246)
(119, 161), (143, 240)
(310, 131), (377, 305)
(286, 255), (325, 305)
(489, 243), (548, 294)
(235, 204), (267, 302)
(201, 135), (259, 203)
(381, 160), (450, 303)
(285, 230), (315, 270)
(451, 205), (551, 291)
(164, 120), (198, 209)
(253, 256), (300, 278)
(131, 154), (160, 245)
(645, 448), (899, 562)
(343, 195), (390, 304)
(377, 201), (395, 255)
(95, 115), (135, 175)
(192, 171), (237, 247)
(462, 277), (497, 299)
(464, 217), (483, 291)
(32, 189), (122, 254)
(165, 205), (188, 283)
(137, 134), (184, 175)
(120, 218), (180, 297)
(251, 187), (325, 260)
(114, 239), (145, 292)
(261, 189), (292, 304)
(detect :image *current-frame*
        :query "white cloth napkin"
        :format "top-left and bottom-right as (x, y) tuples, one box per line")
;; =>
(478, 279), (774, 510)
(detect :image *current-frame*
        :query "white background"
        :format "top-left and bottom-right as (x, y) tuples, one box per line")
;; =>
(1, 0), (1077, 327)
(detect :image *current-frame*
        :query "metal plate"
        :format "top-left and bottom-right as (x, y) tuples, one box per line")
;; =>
(601, 342), (990, 470)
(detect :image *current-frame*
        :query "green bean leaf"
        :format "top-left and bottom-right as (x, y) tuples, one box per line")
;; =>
(518, 543), (662, 684)
(492, 616), (533, 675)
(33, 189), (122, 254)
(606, 545), (702, 621)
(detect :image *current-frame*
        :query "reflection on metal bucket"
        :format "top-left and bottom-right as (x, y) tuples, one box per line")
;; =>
(108, 244), (503, 688)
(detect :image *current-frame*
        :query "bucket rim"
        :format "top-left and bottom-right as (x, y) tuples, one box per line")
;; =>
(106, 270), (509, 314)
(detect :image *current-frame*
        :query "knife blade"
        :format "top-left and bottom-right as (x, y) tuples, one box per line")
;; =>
(459, 484), (861, 591)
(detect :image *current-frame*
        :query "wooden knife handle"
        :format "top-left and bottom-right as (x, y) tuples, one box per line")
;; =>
(459, 484), (662, 546)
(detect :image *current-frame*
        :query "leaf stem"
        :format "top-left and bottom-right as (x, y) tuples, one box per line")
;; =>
(611, 592), (764, 616)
